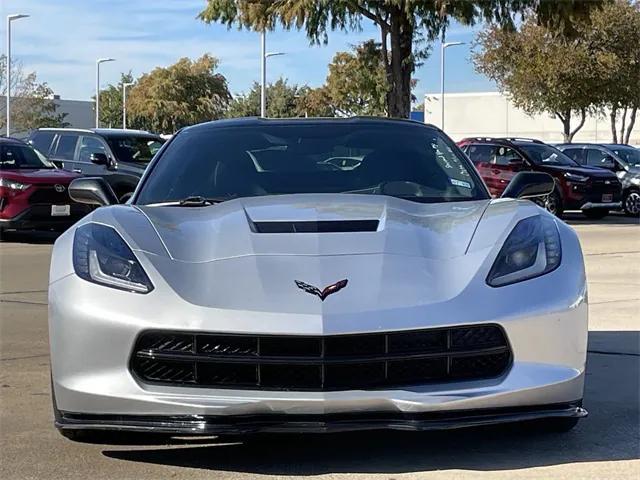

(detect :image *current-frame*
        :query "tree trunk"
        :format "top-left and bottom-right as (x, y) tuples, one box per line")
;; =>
(620, 106), (628, 143)
(557, 110), (571, 143)
(568, 108), (587, 143)
(387, 9), (414, 118)
(624, 106), (637, 144)
(610, 107), (618, 143)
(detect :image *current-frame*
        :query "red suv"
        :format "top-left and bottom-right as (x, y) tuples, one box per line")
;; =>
(458, 137), (622, 219)
(0, 138), (93, 233)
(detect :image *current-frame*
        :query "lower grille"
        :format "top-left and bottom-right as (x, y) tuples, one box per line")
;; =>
(131, 325), (512, 391)
(28, 186), (70, 205)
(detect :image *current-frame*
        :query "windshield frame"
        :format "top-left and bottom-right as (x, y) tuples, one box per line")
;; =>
(609, 145), (640, 167)
(133, 121), (491, 206)
(0, 143), (56, 170)
(104, 135), (165, 164)
(517, 143), (580, 167)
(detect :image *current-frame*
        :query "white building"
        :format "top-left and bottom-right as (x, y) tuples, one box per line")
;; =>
(425, 91), (639, 145)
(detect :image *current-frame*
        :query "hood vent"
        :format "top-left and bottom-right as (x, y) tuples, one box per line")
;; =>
(252, 220), (379, 233)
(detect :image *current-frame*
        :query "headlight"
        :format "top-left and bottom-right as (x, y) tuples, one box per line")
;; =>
(487, 215), (561, 287)
(564, 172), (589, 182)
(73, 223), (154, 293)
(0, 177), (30, 190)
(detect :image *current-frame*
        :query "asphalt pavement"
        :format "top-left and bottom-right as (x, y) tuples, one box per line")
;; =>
(0, 213), (638, 480)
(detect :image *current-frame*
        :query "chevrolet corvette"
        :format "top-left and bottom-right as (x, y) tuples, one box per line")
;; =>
(49, 117), (588, 441)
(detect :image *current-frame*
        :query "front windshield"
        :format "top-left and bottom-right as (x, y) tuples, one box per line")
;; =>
(611, 146), (640, 167)
(0, 144), (54, 169)
(105, 136), (164, 163)
(136, 123), (488, 205)
(518, 144), (579, 167)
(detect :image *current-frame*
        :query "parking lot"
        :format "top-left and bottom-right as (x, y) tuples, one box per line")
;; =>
(0, 213), (638, 480)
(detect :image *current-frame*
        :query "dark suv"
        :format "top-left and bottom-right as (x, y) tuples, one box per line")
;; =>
(28, 128), (165, 202)
(458, 138), (622, 219)
(557, 143), (640, 216)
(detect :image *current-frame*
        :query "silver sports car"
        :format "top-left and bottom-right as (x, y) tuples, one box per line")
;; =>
(49, 118), (588, 441)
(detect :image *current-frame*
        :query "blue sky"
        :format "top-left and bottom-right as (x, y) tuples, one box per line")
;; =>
(1, 0), (495, 103)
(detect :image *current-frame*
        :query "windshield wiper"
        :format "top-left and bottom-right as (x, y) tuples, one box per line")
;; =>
(145, 195), (235, 207)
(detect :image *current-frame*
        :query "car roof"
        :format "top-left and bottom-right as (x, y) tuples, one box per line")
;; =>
(458, 137), (545, 147)
(0, 137), (28, 146)
(182, 116), (440, 133)
(35, 127), (160, 138)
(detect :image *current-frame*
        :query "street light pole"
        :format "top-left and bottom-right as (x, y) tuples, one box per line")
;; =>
(440, 40), (464, 132)
(259, 30), (285, 118)
(6, 14), (29, 137)
(122, 82), (134, 129)
(95, 58), (115, 128)
(260, 30), (266, 117)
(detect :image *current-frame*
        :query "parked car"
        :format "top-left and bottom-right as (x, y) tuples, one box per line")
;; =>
(28, 128), (165, 203)
(0, 137), (93, 233)
(50, 118), (587, 441)
(557, 143), (640, 216)
(458, 137), (622, 219)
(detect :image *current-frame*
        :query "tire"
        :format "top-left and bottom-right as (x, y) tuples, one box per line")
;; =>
(623, 190), (640, 217)
(583, 209), (609, 220)
(544, 190), (564, 218)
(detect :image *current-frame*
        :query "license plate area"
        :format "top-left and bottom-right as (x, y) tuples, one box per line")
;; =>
(602, 194), (613, 203)
(51, 205), (70, 216)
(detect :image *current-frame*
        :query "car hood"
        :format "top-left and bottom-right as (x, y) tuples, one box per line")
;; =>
(541, 164), (617, 178)
(71, 195), (541, 314)
(130, 194), (493, 262)
(0, 168), (79, 183)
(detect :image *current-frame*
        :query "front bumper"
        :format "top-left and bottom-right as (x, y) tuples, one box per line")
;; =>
(55, 402), (587, 434)
(580, 201), (622, 210)
(0, 204), (92, 230)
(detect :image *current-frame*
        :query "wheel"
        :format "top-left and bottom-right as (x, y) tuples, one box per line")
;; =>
(119, 192), (133, 204)
(544, 190), (564, 218)
(623, 190), (640, 217)
(523, 416), (580, 433)
(583, 209), (609, 220)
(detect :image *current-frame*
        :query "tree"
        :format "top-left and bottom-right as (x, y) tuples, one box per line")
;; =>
(199, 1), (606, 118)
(473, 0), (640, 143)
(126, 54), (231, 133)
(473, 22), (598, 143)
(0, 55), (68, 134)
(322, 40), (388, 116)
(97, 72), (135, 129)
(588, 0), (640, 144)
(226, 78), (306, 118)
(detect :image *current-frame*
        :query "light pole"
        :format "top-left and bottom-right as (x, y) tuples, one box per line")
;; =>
(6, 14), (29, 137)
(95, 57), (115, 128)
(440, 40), (464, 131)
(122, 82), (134, 129)
(260, 30), (285, 117)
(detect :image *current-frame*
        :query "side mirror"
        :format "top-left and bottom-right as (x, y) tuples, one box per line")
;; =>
(68, 177), (118, 206)
(90, 152), (109, 165)
(601, 156), (616, 169)
(501, 172), (555, 199)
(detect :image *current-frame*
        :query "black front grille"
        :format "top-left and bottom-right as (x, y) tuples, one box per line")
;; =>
(131, 325), (511, 391)
(28, 186), (70, 205)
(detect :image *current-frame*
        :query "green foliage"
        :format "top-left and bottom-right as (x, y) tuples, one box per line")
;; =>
(473, 0), (640, 143)
(199, 1), (607, 118)
(97, 72), (135, 128)
(127, 54), (231, 133)
(226, 78), (306, 118)
(0, 55), (68, 134)
(322, 40), (388, 116)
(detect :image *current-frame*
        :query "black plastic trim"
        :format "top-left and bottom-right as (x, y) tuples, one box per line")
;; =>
(56, 402), (587, 435)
